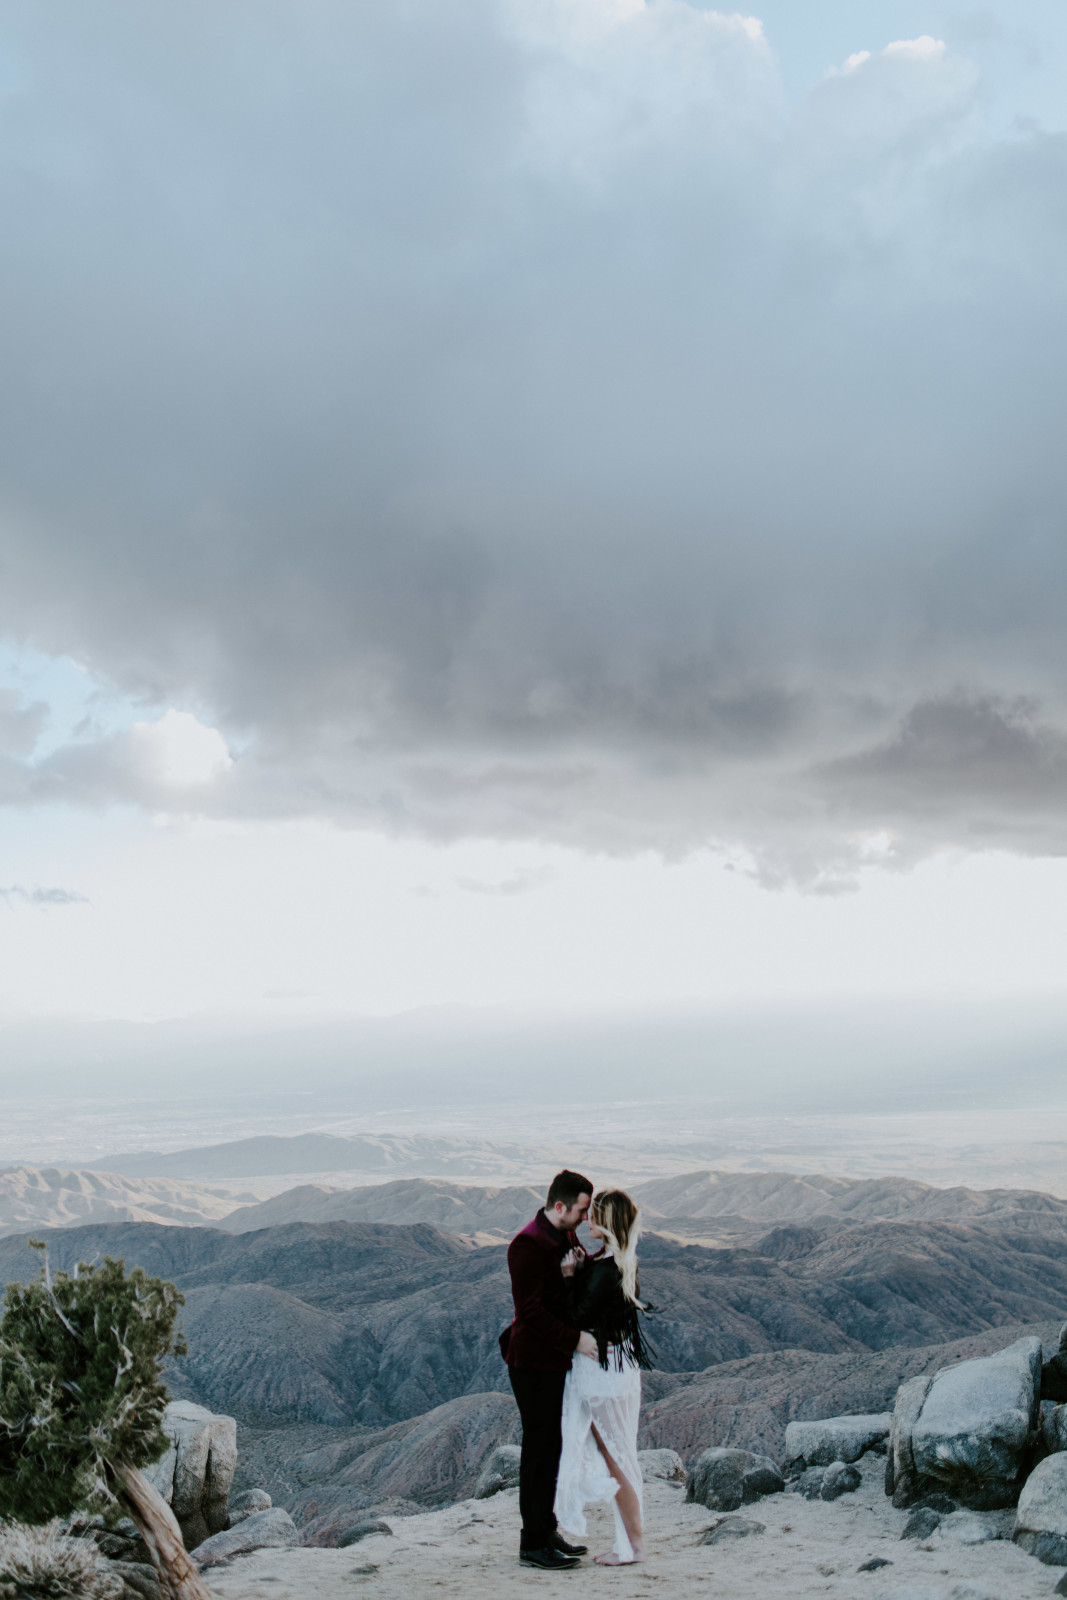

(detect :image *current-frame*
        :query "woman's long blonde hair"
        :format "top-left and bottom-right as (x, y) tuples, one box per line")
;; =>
(591, 1188), (642, 1305)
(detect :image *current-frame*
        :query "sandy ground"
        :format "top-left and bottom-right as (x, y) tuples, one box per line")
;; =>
(202, 1455), (1061, 1600)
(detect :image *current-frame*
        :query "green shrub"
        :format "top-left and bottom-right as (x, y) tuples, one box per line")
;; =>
(0, 1243), (186, 1523)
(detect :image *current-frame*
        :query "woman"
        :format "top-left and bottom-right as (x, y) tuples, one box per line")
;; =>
(554, 1188), (653, 1566)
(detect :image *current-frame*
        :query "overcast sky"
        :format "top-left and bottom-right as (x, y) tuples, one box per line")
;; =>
(1, 0), (1067, 1047)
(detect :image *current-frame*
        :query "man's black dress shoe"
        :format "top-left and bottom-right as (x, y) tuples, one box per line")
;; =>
(519, 1546), (580, 1569)
(553, 1534), (588, 1556)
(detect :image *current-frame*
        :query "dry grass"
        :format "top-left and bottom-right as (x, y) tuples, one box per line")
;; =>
(0, 1520), (122, 1600)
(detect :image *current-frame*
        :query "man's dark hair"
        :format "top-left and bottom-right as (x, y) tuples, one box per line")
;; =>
(546, 1170), (593, 1209)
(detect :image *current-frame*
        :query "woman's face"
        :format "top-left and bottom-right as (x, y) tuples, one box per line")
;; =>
(588, 1215), (604, 1240)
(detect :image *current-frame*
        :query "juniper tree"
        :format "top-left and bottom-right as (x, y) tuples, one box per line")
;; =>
(0, 1242), (213, 1600)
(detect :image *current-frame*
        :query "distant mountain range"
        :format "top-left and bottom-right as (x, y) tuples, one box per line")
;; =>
(9, 1157), (1067, 1244)
(0, 1165), (250, 1239)
(220, 1169), (1067, 1240)
(82, 1132), (547, 1182)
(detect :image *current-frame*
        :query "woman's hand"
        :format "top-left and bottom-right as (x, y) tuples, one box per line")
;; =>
(576, 1331), (598, 1359)
(561, 1249), (581, 1278)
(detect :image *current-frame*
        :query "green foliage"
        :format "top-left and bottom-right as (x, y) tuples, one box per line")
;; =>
(0, 1244), (186, 1523)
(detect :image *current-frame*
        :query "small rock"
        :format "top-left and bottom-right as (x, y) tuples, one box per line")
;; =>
(901, 1506), (942, 1541)
(228, 1489), (272, 1525)
(337, 1521), (393, 1548)
(701, 1515), (765, 1545)
(473, 1444), (521, 1499)
(858, 1557), (892, 1571)
(1054, 1573), (1067, 1597)
(193, 1507), (300, 1567)
(821, 1462), (862, 1501)
(347, 1565), (378, 1578)
(787, 1467), (826, 1500)
(638, 1448), (686, 1482)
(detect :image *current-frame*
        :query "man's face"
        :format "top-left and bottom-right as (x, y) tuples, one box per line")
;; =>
(555, 1193), (591, 1231)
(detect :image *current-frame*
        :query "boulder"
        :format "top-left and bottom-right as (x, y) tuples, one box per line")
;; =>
(192, 1508), (300, 1568)
(888, 1337), (1042, 1509)
(1013, 1449), (1067, 1565)
(700, 1515), (765, 1544)
(686, 1448), (782, 1511)
(144, 1400), (238, 1550)
(784, 1414), (891, 1470)
(473, 1444), (522, 1499)
(821, 1462), (862, 1501)
(638, 1448), (686, 1482)
(228, 1489), (272, 1525)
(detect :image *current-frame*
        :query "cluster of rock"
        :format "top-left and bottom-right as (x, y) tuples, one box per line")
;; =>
(69, 1402), (290, 1598)
(676, 1322), (1067, 1578)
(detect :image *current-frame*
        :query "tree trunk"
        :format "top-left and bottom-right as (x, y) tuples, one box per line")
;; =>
(111, 1461), (216, 1600)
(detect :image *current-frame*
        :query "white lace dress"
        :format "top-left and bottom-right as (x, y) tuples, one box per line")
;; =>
(554, 1348), (643, 1561)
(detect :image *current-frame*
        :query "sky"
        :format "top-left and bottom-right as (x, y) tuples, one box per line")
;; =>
(1, 0), (1067, 1092)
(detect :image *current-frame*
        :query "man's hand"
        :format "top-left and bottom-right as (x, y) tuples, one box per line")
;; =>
(576, 1331), (598, 1359)
(560, 1249), (581, 1278)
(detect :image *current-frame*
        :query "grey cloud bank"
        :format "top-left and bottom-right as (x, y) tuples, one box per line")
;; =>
(0, 1), (1065, 884)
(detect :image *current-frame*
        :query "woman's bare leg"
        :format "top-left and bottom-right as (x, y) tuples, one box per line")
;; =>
(589, 1423), (645, 1564)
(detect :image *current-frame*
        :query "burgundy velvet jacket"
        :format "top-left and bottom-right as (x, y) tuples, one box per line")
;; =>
(501, 1209), (581, 1371)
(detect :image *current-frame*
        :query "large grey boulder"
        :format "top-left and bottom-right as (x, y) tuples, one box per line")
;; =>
(686, 1447), (783, 1511)
(887, 1337), (1042, 1509)
(192, 1508), (300, 1568)
(1013, 1450), (1067, 1565)
(785, 1414), (891, 1469)
(639, 1448), (686, 1482)
(473, 1444), (521, 1499)
(142, 1400), (238, 1550)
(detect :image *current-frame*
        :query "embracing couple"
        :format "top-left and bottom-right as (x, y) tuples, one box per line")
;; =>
(500, 1170), (653, 1571)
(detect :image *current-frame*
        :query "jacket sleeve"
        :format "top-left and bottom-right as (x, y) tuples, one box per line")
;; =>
(508, 1235), (580, 1356)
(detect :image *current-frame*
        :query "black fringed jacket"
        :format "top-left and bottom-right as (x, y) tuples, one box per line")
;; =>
(565, 1253), (654, 1371)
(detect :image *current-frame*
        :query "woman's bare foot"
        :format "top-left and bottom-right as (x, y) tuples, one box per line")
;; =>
(594, 1547), (646, 1566)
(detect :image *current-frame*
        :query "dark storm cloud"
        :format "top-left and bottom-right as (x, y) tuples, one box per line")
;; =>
(0, 3), (1066, 882)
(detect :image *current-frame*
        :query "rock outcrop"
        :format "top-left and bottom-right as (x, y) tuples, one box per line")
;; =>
(887, 1336), (1043, 1509)
(685, 1447), (783, 1511)
(1014, 1451), (1067, 1565)
(142, 1400), (237, 1549)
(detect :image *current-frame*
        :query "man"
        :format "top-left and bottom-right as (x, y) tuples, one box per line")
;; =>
(501, 1169), (598, 1570)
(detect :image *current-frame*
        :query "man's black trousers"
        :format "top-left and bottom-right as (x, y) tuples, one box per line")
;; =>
(508, 1366), (567, 1549)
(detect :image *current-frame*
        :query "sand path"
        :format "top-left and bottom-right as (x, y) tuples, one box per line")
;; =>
(204, 1455), (1057, 1600)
